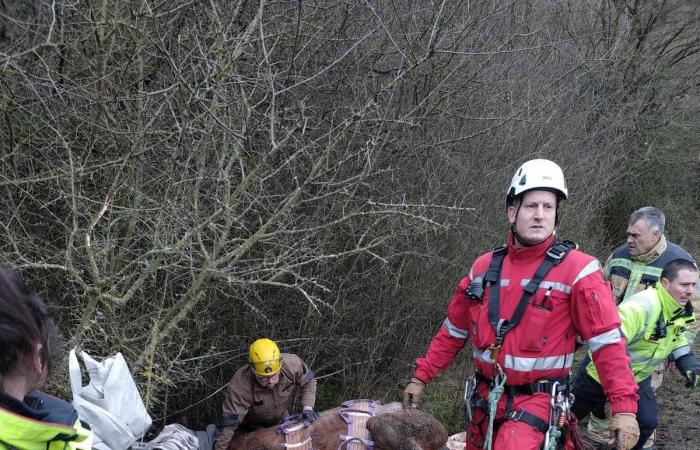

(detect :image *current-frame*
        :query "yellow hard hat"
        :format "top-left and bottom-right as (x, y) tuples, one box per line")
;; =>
(248, 338), (282, 376)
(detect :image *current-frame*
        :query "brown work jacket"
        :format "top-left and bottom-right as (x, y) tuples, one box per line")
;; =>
(214, 353), (316, 450)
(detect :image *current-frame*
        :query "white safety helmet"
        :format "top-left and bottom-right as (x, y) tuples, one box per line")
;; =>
(505, 159), (568, 207)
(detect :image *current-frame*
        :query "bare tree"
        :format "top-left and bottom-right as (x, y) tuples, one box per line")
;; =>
(0, 0), (697, 431)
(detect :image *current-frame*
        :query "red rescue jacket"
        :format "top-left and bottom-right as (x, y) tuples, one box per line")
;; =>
(414, 234), (638, 414)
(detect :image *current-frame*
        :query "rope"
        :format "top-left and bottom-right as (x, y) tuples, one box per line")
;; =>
(544, 426), (561, 450)
(484, 365), (506, 450)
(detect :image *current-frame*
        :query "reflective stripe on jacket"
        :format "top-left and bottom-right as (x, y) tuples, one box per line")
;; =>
(414, 233), (639, 414)
(604, 236), (695, 304)
(220, 353), (316, 428)
(215, 352), (317, 450)
(0, 392), (93, 450)
(587, 283), (695, 383)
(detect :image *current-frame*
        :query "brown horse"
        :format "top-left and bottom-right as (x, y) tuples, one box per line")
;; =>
(227, 401), (448, 450)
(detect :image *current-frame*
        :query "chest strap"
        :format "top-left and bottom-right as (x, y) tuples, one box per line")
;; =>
(337, 400), (379, 450)
(485, 241), (575, 348)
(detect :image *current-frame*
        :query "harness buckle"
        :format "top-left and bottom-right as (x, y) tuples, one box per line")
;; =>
(545, 244), (567, 262)
(508, 409), (525, 421)
(495, 319), (509, 340)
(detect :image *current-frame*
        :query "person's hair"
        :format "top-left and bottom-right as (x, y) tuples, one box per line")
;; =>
(661, 259), (698, 283)
(628, 206), (665, 234)
(0, 267), (59, 381)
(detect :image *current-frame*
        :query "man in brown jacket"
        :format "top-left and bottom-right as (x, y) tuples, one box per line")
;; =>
(213, 338), (318, 450)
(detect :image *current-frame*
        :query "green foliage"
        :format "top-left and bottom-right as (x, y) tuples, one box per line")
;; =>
(419, 369), (469, 435)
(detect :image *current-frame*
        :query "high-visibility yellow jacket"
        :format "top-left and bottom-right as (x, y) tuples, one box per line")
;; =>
(604, 235), (695, 304)
(0, 391), (93, 450)
(587, 283), (696, 383)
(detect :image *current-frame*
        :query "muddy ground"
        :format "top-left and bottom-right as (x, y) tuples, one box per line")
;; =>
(653, 368), (700, 450)
(575, 368), (700, 450)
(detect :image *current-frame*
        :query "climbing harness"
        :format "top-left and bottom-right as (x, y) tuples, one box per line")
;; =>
(475, 240), (576, 450)
(337, 400), (379, 450)
(484, 241), (575, 356)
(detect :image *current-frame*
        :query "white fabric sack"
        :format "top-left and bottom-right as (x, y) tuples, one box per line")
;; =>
(144, 424), (199, 450)
(69, 348), (153, 450)
(446, 432), (466, 450)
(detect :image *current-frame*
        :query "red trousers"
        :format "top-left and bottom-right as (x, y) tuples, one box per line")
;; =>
(466, 384), (551, 450)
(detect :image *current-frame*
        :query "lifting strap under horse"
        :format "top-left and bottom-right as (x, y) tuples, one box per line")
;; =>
(277, 414), (316, 450)
(337, 400), (379, 450)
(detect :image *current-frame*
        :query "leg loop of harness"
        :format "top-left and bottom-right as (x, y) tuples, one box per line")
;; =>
(471, 371), (575, 450)
(505, 408), (549, 433)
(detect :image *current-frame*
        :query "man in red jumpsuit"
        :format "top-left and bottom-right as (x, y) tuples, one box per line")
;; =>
(403, 159), (640, 450)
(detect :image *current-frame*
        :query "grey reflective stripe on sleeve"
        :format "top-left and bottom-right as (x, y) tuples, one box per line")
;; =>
(671, 345), (691, 361)
(628, 350), (667, 367)
(503, 353), (574, 372)
(587, 328), (622, 352)
(573, 259), (603, 285)
(303, 368), (314, 381)
(520, 279), (570, 294)
(443, 318), (468, 339)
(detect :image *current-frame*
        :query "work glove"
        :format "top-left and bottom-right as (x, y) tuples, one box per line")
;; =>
(302, 409), (320, 422)
(609, 413), (639, 450)
(683, 367), (700, 388)
(402, 377), (426, 409)
(674, 353), (700, 388)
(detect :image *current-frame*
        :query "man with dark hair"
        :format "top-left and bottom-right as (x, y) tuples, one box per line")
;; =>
(586, 207), (698, 449)
(573, 259), (699, 450)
